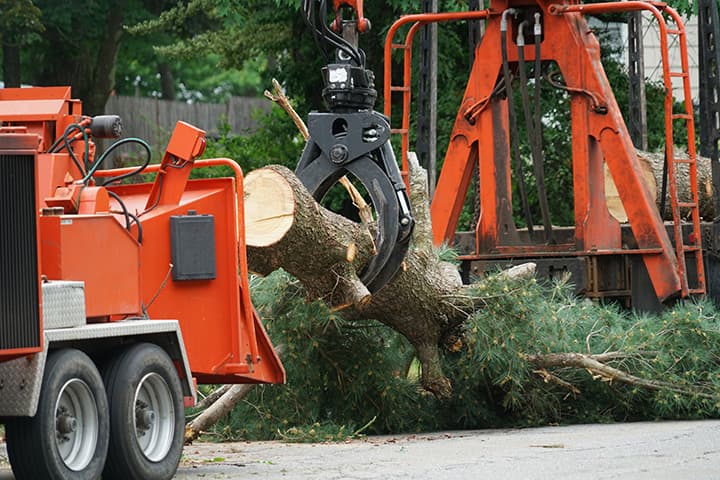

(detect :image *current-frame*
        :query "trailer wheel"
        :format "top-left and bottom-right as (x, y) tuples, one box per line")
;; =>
(5, 348), (110, 480)
(102, 343), (184, 480)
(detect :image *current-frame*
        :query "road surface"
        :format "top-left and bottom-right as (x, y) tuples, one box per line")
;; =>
(1, 420), (719, 479)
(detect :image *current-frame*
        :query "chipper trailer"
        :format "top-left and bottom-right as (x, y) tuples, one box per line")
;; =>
(0, 86), (285, 480)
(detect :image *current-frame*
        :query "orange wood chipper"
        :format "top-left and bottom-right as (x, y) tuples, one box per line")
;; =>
(0, 86), (285, 480)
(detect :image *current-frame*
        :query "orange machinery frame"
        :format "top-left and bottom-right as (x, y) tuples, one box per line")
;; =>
(383, 0), (703, 303)
(0, 86), (285, 385)
(0, 133), (45, 360)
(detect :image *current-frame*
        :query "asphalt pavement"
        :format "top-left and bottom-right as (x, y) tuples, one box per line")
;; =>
(1, 420), (719, 479)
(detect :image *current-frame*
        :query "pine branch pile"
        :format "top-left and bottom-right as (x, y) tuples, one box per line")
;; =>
(447, 273), (720, 427)
(195, 270), (720, 442)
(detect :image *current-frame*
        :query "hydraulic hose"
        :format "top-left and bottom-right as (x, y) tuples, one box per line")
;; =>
(106, 189), (131, 231)
(533, 13), (543, 139)
(501, 8), (535, 234)
(518, 17), (553, 243)
(48, 124), (78, 153)
(88, 138), (152, 185)
(660, 149), (669, 218)
(128, 211), (143, 244)
(52, 124), (87, 175)
(533, 13), (553, 242)
(105, 189), (143, 244)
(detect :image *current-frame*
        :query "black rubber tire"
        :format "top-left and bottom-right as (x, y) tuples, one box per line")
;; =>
(5, 348), (110, 480)
(102, 343), (185, 480)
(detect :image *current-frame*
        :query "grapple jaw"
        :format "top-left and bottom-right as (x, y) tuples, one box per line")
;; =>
(295, 111), (414, 293)
(298, 0), (414, 293)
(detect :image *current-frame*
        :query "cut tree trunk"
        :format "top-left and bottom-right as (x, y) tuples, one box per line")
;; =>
(185, 384), (255, 443)
(187, 152), (707, 435)
(605, 150), (713, 222)
(243, 148), (712, 401)
(185, 83), (716, 434)
(244, 154), (510, 398)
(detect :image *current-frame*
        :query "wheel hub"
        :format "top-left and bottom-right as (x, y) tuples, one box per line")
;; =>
(56, 409), (78, 436)
(54, 378), (99, 471)
(133, 372), (175, 462)
(135, 402), (157, 434)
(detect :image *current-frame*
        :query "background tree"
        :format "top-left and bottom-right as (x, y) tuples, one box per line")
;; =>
(1, 0), (226, 112)
(24, 0), (130, 114)
(0, 0), (43, 87)
(1, 0), (700, 116)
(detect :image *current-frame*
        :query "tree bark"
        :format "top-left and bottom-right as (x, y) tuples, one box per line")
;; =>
(185, 384), (254, 443)
(36, 1), (126, 116)
(2, 44), (20, 87)
(244, 154), (533, 399)
(194, 384), (231, 411)
(87, 1), (126, 115)
(158, 62), (175, 100)
(605, 150), (714, 222)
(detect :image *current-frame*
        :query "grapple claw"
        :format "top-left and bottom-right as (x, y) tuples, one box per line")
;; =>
(296, 111), (414, 293)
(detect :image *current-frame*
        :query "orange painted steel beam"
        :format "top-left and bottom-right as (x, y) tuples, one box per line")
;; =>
(383, 10), (492, 184)
(384, 0), (686, 301)
(551, 1), (704, 297)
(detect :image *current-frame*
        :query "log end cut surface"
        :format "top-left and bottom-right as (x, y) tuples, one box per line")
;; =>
(244, 168), (296, 247)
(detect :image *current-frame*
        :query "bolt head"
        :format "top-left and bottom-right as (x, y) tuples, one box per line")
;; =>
(329, 144), (349, 164)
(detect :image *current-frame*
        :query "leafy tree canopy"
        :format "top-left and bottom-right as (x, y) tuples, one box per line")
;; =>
(0, 0), (43, 47)
(0, 0), (704, 107)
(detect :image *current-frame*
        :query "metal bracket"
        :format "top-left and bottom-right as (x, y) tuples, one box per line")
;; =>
(628, 10), (648, 150)
(699, 0), (720, 218)
(305, 111), (390, 163)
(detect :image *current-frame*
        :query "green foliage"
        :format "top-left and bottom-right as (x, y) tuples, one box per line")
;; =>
(199, 106), (305, 173)
(668, 0), (695, 17)
(0, 0), (43, 46)
(121, 0), (301, 102)
(203, 270), (720, 442)
(125, 0), (217, 37)
(451, 277), (617, 423)
(204, 271), (438, 441)
(446, 274), (720, 425)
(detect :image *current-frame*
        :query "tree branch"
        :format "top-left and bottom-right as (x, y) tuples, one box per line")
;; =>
(532, 368), (581, 396)
(185, 384), (254, 444)
(526, 352), (714, 398)
(193, 384), (231, 411)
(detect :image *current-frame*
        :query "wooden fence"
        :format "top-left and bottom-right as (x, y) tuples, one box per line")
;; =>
(105, 95), (271, 148)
